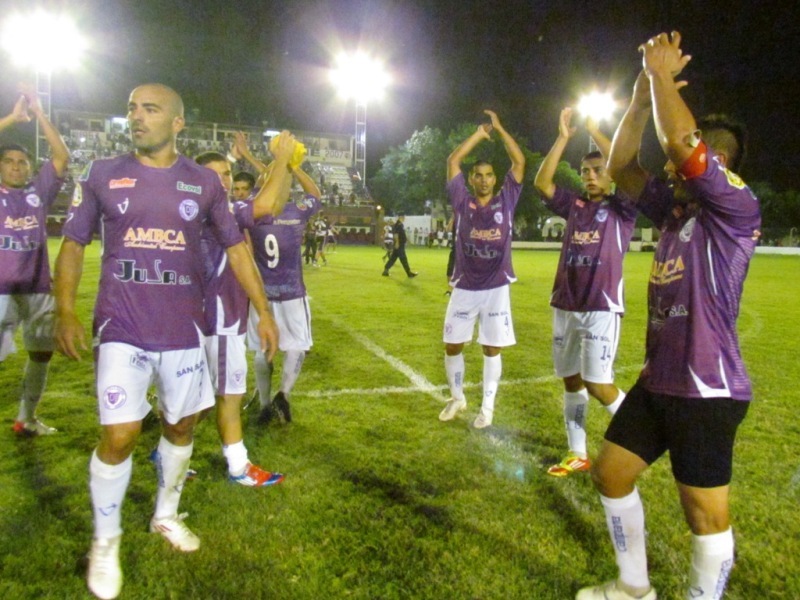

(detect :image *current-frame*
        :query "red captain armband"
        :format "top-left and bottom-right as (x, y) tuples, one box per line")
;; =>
(678, 141), (709, 180)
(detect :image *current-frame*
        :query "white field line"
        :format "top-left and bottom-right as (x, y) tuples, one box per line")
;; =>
(303, 305), (640, 401)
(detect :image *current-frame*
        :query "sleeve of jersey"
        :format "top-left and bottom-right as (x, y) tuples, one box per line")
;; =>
(446, 173), (467, 209)
(208, 186), (245, 248)
(544, 186), (574, 219)
(501, 171), (522, 211)
(232, 200), (254, 231)
(34, 161), (65, 208)
(62, 169), (100, 245)
(681, 145), (760, 223)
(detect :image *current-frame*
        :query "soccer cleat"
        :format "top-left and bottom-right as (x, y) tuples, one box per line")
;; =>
(575, 580), (657, 600)
(12, 418), (56, 436)
(547, 454), (591, 477)
(473, 409), (493, 429)
(273, 391), (292, 424)
(408, 272), (418, 278)
(87, 536), (122, 599)
(229, 462), (285, 487)
(381, 271), (389, 277)
(149, 513), (200, 552)
(439, 397), (467, 421)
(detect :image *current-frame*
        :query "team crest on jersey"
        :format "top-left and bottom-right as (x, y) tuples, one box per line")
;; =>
(295, 197), (309, 211)
(494, 212), (503, 224)
(25, 193), (41, 208)
(721, 167), (746, 190)
(109, 178), (137, 189)
(596, 208), (608, 223)
(179, 199), (199, 221)
(679, 217), (696, 242)
(71, 185), (83, 207)
(103, 386), (127, 410)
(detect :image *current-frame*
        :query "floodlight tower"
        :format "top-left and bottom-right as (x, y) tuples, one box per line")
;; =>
(577, 90), (616, 152)
(1, 10), (86, 163)
(329, 52), (390, 187)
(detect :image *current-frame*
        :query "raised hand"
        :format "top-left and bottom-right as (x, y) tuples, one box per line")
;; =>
(558, 107), (577, 139)
(640, 31), (692, 79)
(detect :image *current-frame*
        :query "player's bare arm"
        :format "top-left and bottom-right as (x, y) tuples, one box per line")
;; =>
(535, 107), (576, 199)
(485, 110), (525, 183)
(53, 238), (88, 360)
(20, 83), (70, 177)
(642, 31), (696, 168)
(447, 123), (492, 181)
(225, 241), (279, 361)
(251, 131), (295, 219)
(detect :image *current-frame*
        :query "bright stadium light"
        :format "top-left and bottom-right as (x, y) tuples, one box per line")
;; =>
(2, 10), (87, 163)
(2, 10), (87, 73)
(576, 90), (616, 123)
(329, 52), (391, 187)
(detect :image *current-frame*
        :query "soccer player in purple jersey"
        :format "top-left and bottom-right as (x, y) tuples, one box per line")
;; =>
(576, 33), (760, 600)
(196, 137), (294, 486)
(535, 108), (638, 477)
(439, 110), (524, 429)
(0, 86), (69, 436)
(53, 84), (279, 600)
(241, 163), (322, 425)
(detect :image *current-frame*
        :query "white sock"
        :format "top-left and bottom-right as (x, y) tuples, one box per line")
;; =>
(253, 351), (273, 408)
(153, 436), (193, 520)
(600, 488), (651, 592)
(605, 388), (626, 416)
(90, 451), (132, 539)
(564, 389), (590, 457)
(222, 440), (249, 476)
(280, 350), (306, 396)
(689, 528), (734, 599)
(481, 354), (502, 415)
(16, 358), (49, 422)
(445, 353), (465, 401)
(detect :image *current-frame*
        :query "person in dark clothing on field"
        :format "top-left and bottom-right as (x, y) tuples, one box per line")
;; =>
(382, 215), (418, 278)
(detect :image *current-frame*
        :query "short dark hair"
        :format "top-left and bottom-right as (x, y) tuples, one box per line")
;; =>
(194, 151), (228, 166)
(470, 159), (493, 173)
(233, 171), (256, 189)
(581, 150), (604, 164)
(0, 143), (32, 161)
(697, 114), (747, 173)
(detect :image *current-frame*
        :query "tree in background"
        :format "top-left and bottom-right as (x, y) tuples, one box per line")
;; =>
(372, 122), (582, 240)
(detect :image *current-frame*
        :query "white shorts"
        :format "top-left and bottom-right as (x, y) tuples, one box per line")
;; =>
(95, 342), (215, 426)
(248, 297), (312, 352)
(204, 333), (248, 395)
(0, 293), (55, 360)
(443, 286), (515, 348)
(552, 308), (621, 384)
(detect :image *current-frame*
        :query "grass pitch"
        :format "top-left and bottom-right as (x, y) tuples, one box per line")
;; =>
(0, 241), (798, 599)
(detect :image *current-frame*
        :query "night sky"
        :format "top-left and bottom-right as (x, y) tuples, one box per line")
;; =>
(0, 0), (798, 189)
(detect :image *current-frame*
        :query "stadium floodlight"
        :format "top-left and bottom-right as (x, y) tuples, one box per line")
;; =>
(2, 10), (87, 73)
(576, 90), (616, 124)
(329, 52), (391, 187)
(2, 10), (87, 163)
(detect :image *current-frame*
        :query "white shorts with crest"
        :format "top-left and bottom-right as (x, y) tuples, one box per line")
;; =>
(551, 308), (621, 384)
(95, 342), (215, 426)
(247, 297), (312, 352)
(442, 285), (515, 348)
(204, 333), (248, 395)
(0, 293), (55, 360)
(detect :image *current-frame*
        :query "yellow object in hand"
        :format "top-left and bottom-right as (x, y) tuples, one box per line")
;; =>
(269, 136), (307, 169)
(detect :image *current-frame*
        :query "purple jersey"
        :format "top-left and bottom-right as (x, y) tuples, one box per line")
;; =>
(637, 149), (760, 400)
(201, 205), (249, 336)
(237, 194), (320, 302)
(448, 171), (522, 291)
(63, 154), (244, 351)
(546, 187), (638, 313)
(0, 161), (64, 294)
